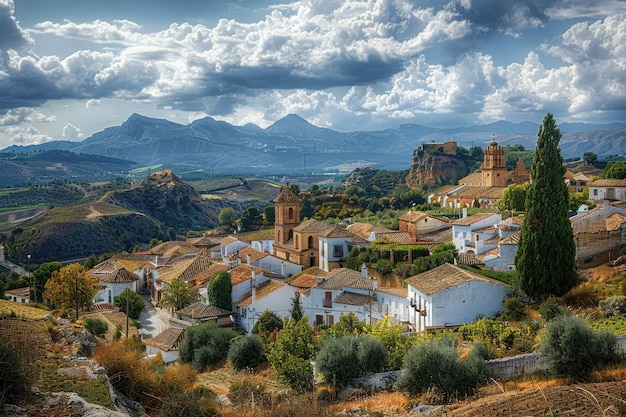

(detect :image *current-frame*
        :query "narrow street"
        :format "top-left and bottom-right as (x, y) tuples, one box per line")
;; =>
(138, 294), (170, 339)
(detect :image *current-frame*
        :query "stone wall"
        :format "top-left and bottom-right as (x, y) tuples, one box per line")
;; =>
(575, 229), (623, 268)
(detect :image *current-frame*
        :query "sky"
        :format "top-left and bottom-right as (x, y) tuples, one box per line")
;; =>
(1, 0), (625, 148)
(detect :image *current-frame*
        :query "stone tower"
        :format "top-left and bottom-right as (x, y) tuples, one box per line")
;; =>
(274, 185), (301, 246)
(482, 138), (507, 187)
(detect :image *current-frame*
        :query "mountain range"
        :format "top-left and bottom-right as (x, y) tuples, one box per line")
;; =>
(2, 113), (625, 176)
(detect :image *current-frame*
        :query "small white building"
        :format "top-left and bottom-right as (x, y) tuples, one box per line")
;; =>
(484, 232), (520, 272)
(143, 327), (185, 364)
(376, 287), (411, 325)
(234, 279), (297, 333)
(305, 268), (380, 327)
(318, 227), (367, 272)
(451, 212), (502, 255)
(237, 246), (303, 278)
(589, 179), (626, 202)
(405, 263), (511, 331)
(94, 268), (140, 304)
(5, 287), (30, 303)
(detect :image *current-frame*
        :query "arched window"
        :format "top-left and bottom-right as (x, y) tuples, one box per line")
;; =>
(308, 236), (313, 247)
(288, 207), (294, 220)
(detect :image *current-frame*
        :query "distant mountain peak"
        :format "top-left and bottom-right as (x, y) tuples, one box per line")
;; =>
(266, 114), (317, 133)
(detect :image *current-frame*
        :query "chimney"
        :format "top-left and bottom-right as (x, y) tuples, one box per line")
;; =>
(372, 277), (378, 291)
(247, 254), (252, 265)
(252, 286), (256, 304)
(281, 261), (285, 277)
(361, 263), (367, 278)
(462, 207), (467, 218)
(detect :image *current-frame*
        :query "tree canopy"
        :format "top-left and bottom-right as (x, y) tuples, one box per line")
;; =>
(515, 114), (577, 301)
(114, 288), (145, 320)
(31, 261), (62, 303)
(158, 278), (195, 312)
(43, 263), (99, 320)
(605, 161), (626, 179)
(207, 271), (232, 311)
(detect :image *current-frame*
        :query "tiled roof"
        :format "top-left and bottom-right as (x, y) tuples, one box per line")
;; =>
(150, 240), (199, 256)
(484, 231), (502, 244)
(590, 179), (626, 187)
(5, 287), (30, 298)
(274, 186), (301, 203)
(607, 213), (626, 231)
(100, 267), (140, 283)
(89, 259), (118, 274)
(499, 232), (521, 245)
(457, 252), (482, 266)
(230, 264), (266, 285)
(377, 287), (408, 298)
(289, 274), (322, 289)
(143, 327), (185, 352)
(458, 172), (484, 186)
(399, 210), (428, 222)
(452, 212), (499, 226)
(405, 263), (509, 295)
(187, 236), (222, 247)
(447, 186), (505, 200)
(373, 231), (415, 245)
(319, 226), (354, 238)
(317, 268), (375, 291)
(293, 219), (335, 233)
(192, 263), (228, 286)
(238, 246), (269, 263)
(176, 302), (232, 319)
(334, 291), (374, 306)
(92, 302), (119, 312)
(346, 222), (393, 239)
(235, 280), (287, 306)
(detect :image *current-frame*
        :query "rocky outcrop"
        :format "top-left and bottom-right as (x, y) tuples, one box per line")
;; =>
(405, 149), (471, 189)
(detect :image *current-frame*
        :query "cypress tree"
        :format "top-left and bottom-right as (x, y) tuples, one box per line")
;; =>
(515, 113), (576, 301)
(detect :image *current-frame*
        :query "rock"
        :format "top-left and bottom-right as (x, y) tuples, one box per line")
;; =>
(406, 148), (471, 189)
(410, 402), (443, 415)
(75, 330), (98, 357)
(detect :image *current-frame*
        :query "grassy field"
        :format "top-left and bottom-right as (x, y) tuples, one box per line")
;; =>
(0, 299), (50, 319)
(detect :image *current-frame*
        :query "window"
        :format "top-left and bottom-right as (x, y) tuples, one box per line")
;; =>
(324, 291), (332, 308)
(315, 315), (324, 326)
(326, 315), (334, 326)
(476, 235), (480, 241)
(288, 207), (294, 220)
(593, 189), (598, 196)
(308, 236), (313, 247)
(333, 245), (343, 257)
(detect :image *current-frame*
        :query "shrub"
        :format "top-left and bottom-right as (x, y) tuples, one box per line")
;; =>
(113, 289), (145, 320)
(395, 335), (489, 403)
(252, 310), (283, 334)
(228, 335), (264, 371)
(541, 315), (620, 380)
(357, 335), (387, 374)
(228, 378), (271, 410)
(599, 295), (626, 317)
(501, 297), (527, 321)
(179, 321), (238, 371)
(316, 336), (361, 387)
(157, 386), (219, 417)
(539, 296), (567, 321)
(277, 354), (313, 392)
(373, 259), (394, 275)
(84, 317), (108, 337)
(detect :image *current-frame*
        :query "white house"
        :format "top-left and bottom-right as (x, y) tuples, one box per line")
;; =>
(229, 264), (271, 307)
(5, 287), (30, 303)
(451, 212), (502, 255)
(589, 179), (626, 202)
(94, 268), (140, 304)
(305, 268), (380, 327)
(174, 302), (234, 327)
(405, 263), (511, 331)
(250, 239), (274, 254)
(376, 287), (411, 326)
(220, 236), (250, 259)
(318, 226), (368, 272)
(484, 232), (520, 272)
(234, 279), (297, 333)
(237, 246), (303, 277)
(143, 327), (185, 364)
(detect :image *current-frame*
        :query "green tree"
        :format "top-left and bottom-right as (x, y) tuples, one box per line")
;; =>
(515, 114), (577, 301)
(158, 279), (196, 312)
(316, 336), (361, 387)
(114, 288), (145, 320)
(228, 335), (264, 371)
(252, 310), (283, 334)
(332, 312), (366, 336)
(43, 263), (99, 320)
(499, 183), (529, 212)
(605, 161), (626, 179)
(290, 292), (304, 321)
(218, 207), (237, 227)
(582, 151), (598, 165)
(207, 271), (232, 311)
(179, 321), (238, 371)
(239, 206), (261, 232)
(31, 261), (62, 303)
(263, 206), (275, 224)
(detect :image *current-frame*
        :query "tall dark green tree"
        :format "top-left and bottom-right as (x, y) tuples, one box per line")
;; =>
(515, 114), (577, 301)
(207, 271), (232, 311)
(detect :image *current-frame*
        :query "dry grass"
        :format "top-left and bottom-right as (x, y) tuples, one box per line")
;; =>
(0, 299), (50, 319)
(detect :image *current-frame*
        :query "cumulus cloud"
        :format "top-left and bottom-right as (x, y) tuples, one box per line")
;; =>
(0, 0), (30, 51)
(62, 122), (82, 140)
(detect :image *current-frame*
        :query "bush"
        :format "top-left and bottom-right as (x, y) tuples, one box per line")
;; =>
(599, 295), (626, 317)
(179, 321), (238, 371)
(277, 354), (313, 392)
(84, 317), (108, 337)
(228, 378), (271, 410)
(539, 296), (567, 321)
(357, 335), (387, 374)
(501, 297), (527, 321)
(252, 310), (283, 334)
(316, 336), (361, 387)
(541, 315), (620, 380)
(395, 335), (489, 403)
(113, 289), (145, 320)
(228, 335), (264, 371)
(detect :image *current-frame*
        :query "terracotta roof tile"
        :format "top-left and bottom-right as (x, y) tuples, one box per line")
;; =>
(293, 219), (335, 233)
(176, 302), (232, 319)
(230, 264), (266, 286)
(607, 213), (626, 231)
(373, 231), (415, 245)
(405, 263), (509, 295)
(237, 246), (269, 262)
(317, 268), (376, 291)
(274, 186), (301, 203)
(150, 240), (198, 256)
(377, 287), (408, 298)
(590, 179), (626, 188)
(100, 267), (140, 284)
(452, 212), (499, 226)
(235, 280), (287, 306)
(289, 274), (322, 289)
(499, 232), (521, 245)
(143, 327), (185, 351)
(334, 291), (374, 306)
(346, 222), (393, 239)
